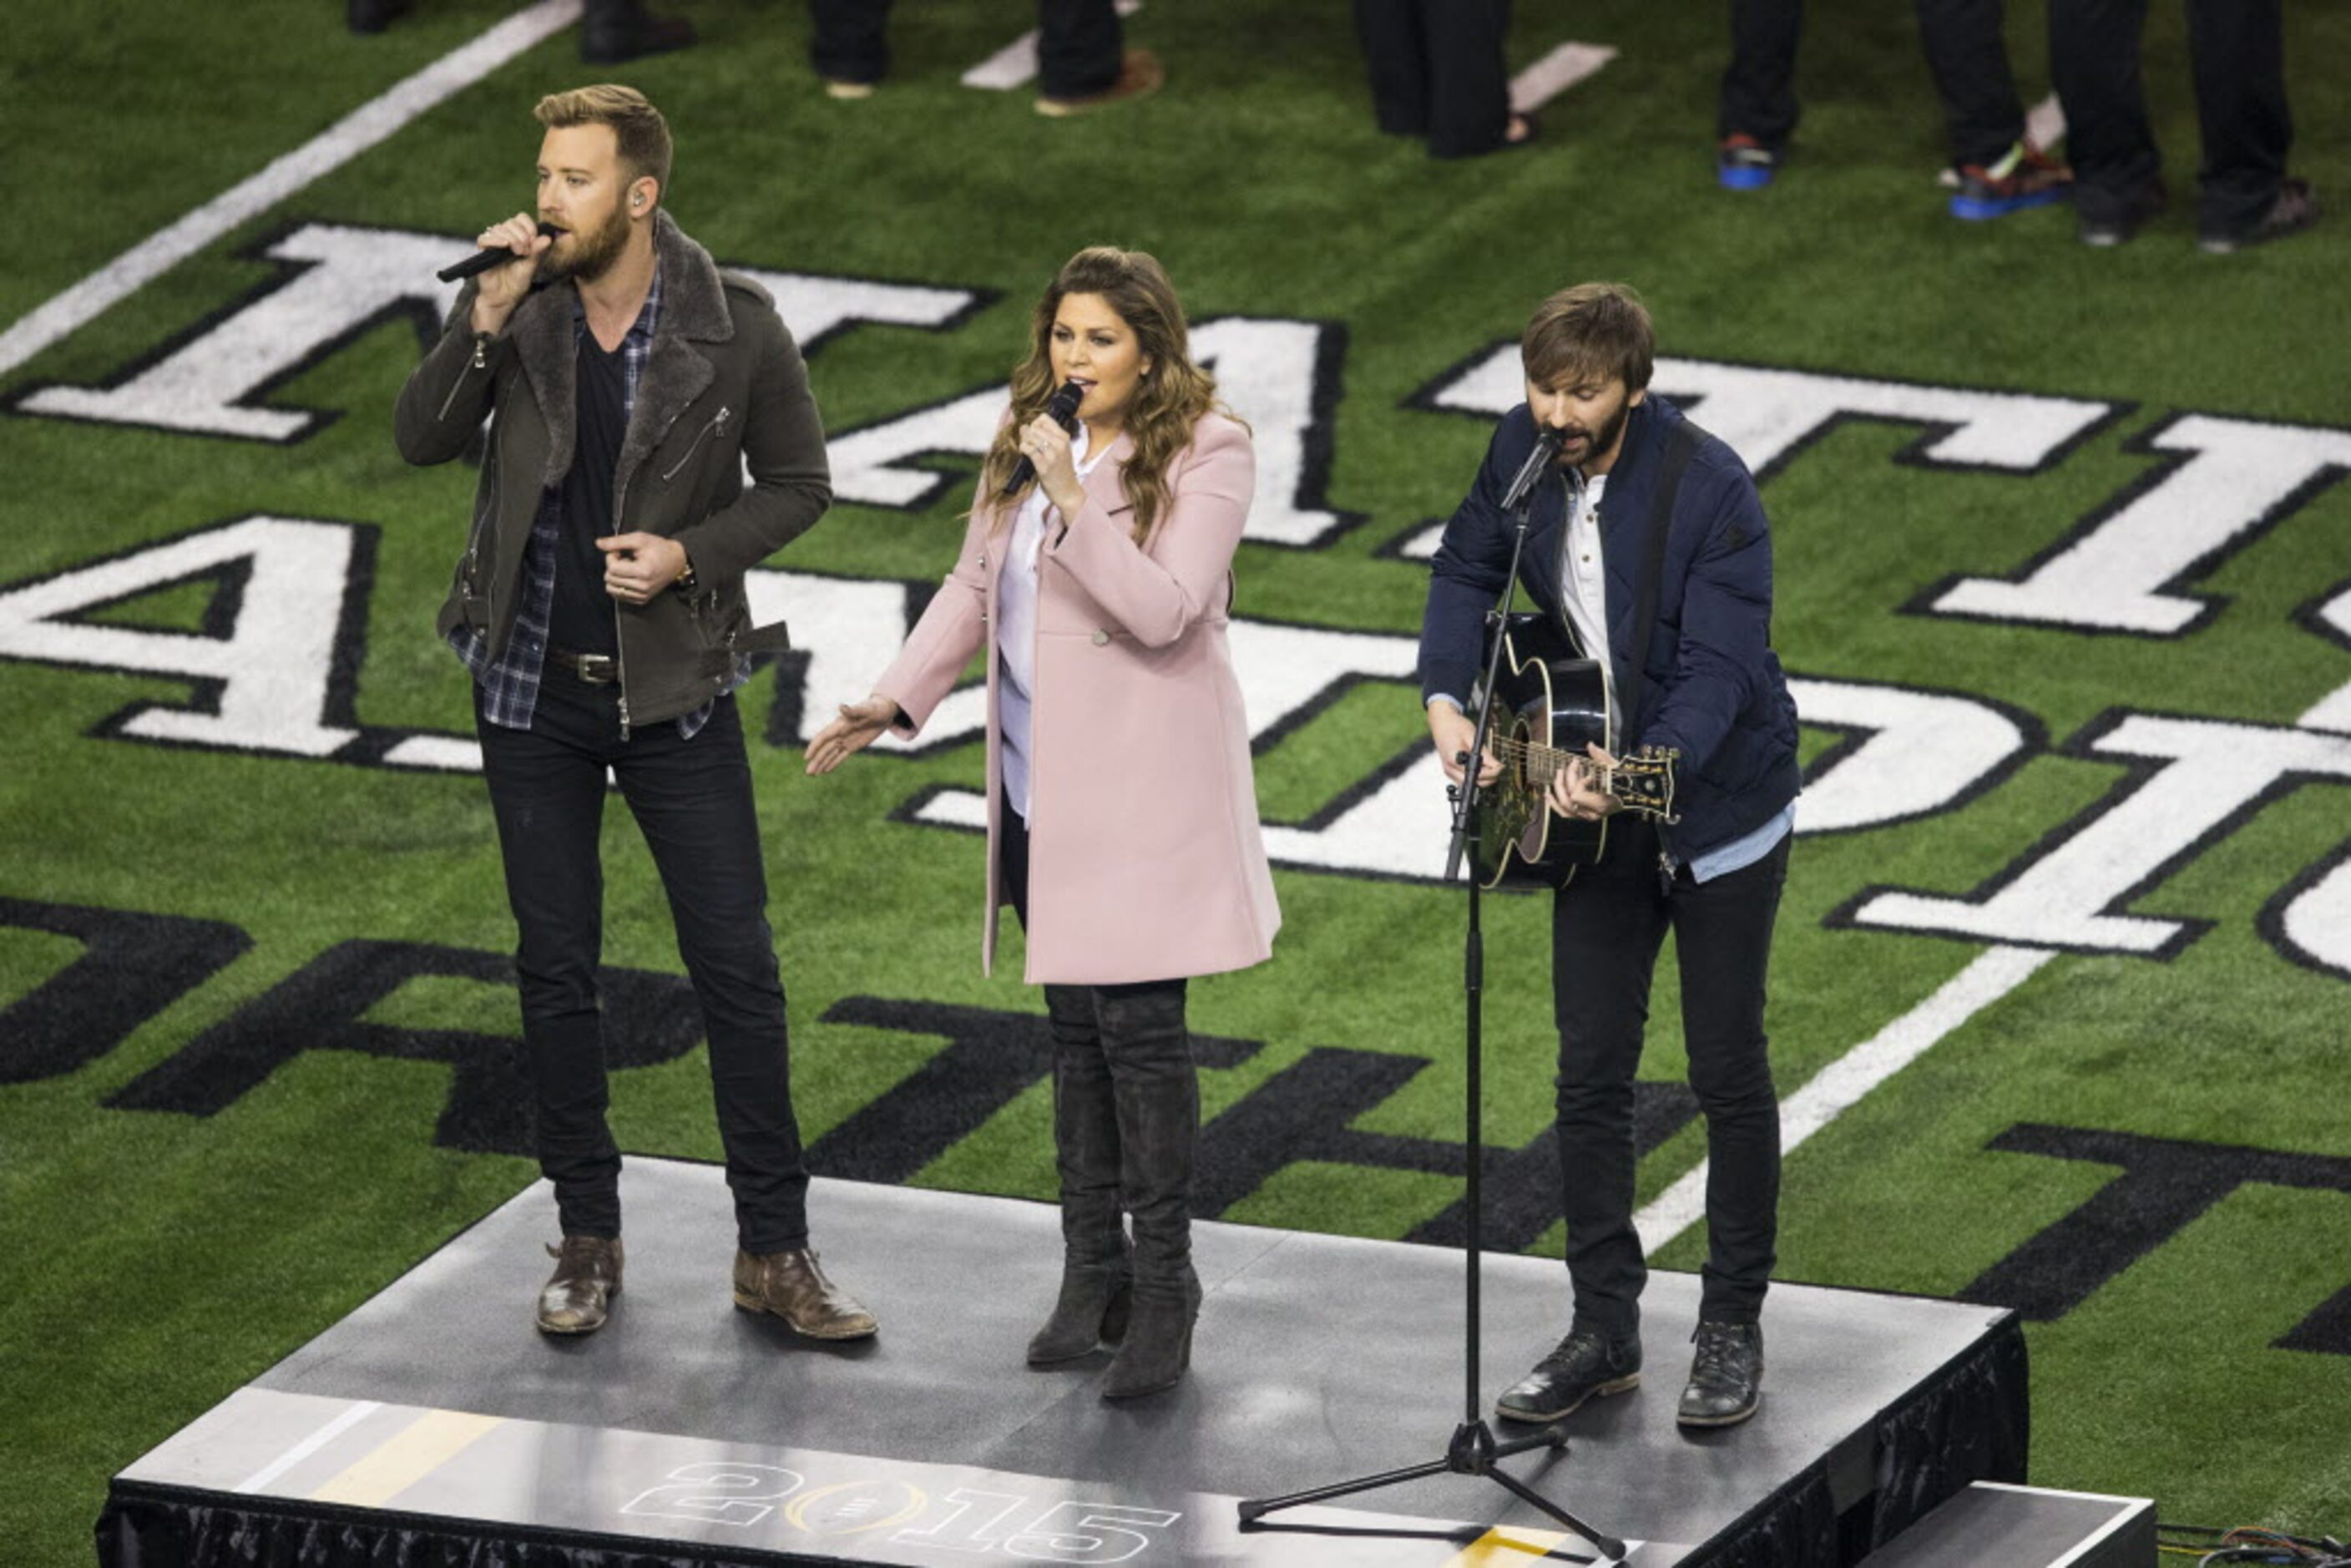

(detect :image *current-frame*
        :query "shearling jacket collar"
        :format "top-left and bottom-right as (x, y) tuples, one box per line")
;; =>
(508, 210), (736, 489)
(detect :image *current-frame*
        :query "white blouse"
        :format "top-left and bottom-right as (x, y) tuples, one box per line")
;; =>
(998, 422), (1110, 822)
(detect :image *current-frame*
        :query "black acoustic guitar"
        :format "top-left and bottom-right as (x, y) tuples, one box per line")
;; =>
(1469, 613), (1679, 891)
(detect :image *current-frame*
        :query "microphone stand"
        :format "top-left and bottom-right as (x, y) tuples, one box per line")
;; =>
(1236, 448), (1626, 1563)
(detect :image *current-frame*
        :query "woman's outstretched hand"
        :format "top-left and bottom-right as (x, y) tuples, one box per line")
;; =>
(805, 696), (899, 775)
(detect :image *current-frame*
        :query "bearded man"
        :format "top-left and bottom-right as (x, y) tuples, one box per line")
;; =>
(1418, 283), (1800, 1429)
(395, 84), (874, 1343)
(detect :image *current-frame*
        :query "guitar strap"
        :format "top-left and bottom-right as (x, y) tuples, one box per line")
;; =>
(1615, 415), (1702, 749)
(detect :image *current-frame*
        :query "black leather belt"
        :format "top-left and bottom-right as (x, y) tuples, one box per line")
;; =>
(546, 647), (619, 685)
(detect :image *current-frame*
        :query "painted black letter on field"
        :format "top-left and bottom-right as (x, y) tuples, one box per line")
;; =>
(105, 939), (699, 1154)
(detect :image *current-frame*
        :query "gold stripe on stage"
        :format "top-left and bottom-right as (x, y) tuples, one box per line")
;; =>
(1442, 1524), (1576, 1564)
(307, 1408), (503, 1506)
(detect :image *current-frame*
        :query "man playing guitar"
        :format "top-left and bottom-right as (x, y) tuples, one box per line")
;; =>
(1418, 282), (1801, 1429)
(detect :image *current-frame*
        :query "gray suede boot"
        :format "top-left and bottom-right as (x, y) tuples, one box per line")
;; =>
(1027, 984), (1134, 1364)
(1095, 982), (1201, 1401)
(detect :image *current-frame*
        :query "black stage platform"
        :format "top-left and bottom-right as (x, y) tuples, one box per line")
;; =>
(100, 1160), (2026, 1566)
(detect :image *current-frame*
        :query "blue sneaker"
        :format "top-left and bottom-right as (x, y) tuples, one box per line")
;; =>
(1717, 134), (1778, 190)
(1949, 142), (2071, 220)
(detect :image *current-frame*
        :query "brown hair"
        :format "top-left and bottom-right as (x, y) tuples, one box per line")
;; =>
(534, 84), (673, 205)
(978, 247), (1242, 544)
(1521, 281), (1654, 394)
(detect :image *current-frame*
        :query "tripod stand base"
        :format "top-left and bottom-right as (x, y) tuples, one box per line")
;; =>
(1240, 1419), (1625, 1561)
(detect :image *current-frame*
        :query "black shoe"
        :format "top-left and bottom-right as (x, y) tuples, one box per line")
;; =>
(2078, 182), (2165, 248)
(581, 0), (696, 64)
(1677, 1321), (1763, 1427)
(1494, 1328), (1641, 1424)
(347, 0), (411, 33)
(2200, 180), (2319, 255)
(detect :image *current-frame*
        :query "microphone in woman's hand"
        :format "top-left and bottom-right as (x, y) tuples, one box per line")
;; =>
(1002, 380), (1088, 495)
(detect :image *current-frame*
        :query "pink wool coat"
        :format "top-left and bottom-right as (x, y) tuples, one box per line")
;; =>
(871, 411), (1281, 985)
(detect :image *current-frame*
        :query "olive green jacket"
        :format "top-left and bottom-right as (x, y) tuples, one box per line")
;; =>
(394, 211), (827, 730)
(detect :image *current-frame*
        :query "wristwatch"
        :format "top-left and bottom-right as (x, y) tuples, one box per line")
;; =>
(674, 549), (698, 594)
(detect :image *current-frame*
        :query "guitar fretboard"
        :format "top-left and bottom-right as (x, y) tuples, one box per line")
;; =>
(1491, 735), (1620, 792)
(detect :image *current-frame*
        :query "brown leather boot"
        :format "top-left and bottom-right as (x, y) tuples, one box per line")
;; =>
(537, 1235), (622, 1335)
(733, 1248), (878, 1340)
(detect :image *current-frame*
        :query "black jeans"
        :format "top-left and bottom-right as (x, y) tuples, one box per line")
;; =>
(1721, 0), (2027, 166)
(1551, 817), (1790, 1337)
(1916, 0), (2028, 169)
(475, 676), (810, 1253)
(1718, 0), (1802, 148)
(1352, 0), (1512, 159)
(2048, 0), (2290, 233)
(809, 0), (1121, 98)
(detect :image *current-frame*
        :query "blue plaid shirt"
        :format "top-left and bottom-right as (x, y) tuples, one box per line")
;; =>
(450, 267), (727, 740)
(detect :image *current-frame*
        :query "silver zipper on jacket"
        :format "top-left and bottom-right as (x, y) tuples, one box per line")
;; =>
(660, 405), (731, 482)
(437, 333), (490, 423)
(465, 441), (500, 635)
(612, 465), (634, 741)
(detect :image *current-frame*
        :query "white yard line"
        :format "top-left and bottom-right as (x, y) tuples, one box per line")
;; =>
(235, 1400), (382, 1495)
(0, 0), (581, 381)
(962, 0), (1144, 90)
(1636, 943), (2055, 1255)
(1509, 42), (1618, 115)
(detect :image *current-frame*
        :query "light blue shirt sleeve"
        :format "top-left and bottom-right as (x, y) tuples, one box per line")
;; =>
(1686, 801), (1796, 883)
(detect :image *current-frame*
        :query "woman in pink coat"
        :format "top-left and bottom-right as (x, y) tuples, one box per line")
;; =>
(806, 247), (1280, 1399)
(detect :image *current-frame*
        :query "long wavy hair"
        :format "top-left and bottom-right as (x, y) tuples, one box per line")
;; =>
(977, 247), (1241, 544)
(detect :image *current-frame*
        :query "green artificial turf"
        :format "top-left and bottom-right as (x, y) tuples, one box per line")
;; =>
(5, 0), (2349, 1560)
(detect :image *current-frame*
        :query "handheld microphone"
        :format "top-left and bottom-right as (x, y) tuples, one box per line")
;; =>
(1499, 426), (1565, 514)
(1002, 380), (1088, 497)
(437, 225), (567, 285)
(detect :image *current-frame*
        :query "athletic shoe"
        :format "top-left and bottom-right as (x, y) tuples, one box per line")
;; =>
(2199, 180), (2320, 254)
(1950, 142), (2072, 220)
(1036, 49), (1164, 118)
(2078, 182), (2166, 248)
(1717, 134), (1779, 190)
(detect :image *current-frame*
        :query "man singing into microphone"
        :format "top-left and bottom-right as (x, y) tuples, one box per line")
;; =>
(395, 84), (877, 1342)
(1418, 284), (1799, 1427)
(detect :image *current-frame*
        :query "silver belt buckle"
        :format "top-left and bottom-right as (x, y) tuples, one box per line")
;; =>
(575, 654), (617, 685)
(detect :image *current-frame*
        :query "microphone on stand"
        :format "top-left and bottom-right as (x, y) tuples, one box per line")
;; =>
(1002, 380), (1088, 496)
(437, 225), (567, 284)
(1499, 426), (1565, 513)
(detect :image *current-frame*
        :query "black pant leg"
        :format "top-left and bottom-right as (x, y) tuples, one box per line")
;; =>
(1420, 0), (1512, 159)
(613, 696), (811, 1254)
(477, 679), (622, 1240)
(1915, 0), (2027, 168)
(1551, 822), (1674, 1339)
(1354, 0), (1433, 137)
(1669, 832), (1790, 1326)
(999, 790), (1032, 931)
(1719, 0), (1802, 148)
(2048, 0), (2161, 222)
(1037, 0), (1121, 99)
(2184, 0), (2289, 234)
(810, 0), (892, 84)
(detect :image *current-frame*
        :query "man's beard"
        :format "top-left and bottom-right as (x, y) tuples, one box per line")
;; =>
(543, 202), (632, 282)
(1555, 398), (1632, 472)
